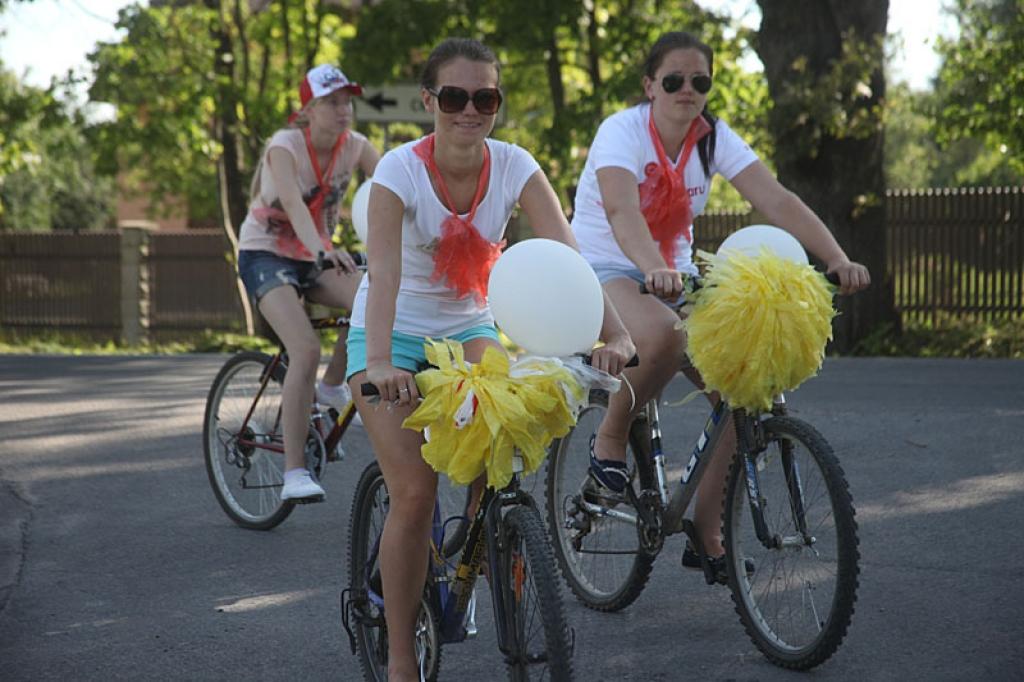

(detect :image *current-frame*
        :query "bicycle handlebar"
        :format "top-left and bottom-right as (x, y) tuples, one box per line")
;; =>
(359, 353), (639, 398)
(317, 251), (368, 270)
(638, 269), (839, 295)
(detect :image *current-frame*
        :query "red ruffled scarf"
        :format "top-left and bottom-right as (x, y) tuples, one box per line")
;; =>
(414, 134), (503, 306)
(638, 108), (712, 267)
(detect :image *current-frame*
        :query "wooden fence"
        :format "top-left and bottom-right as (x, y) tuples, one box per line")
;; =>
(886, 187), (1023, 323)
(0, 186), (1021, 341)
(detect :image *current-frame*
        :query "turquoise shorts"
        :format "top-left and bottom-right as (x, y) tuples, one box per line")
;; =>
(346, 325), (501, 380)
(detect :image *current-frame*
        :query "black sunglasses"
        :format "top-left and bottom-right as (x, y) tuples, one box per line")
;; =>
(427, 86), (503, 115)
(661, 73), (712, 95)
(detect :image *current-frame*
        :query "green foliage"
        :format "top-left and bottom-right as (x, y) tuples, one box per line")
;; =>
(0, 65), (114, 231)
(88, 4), (225, 222)
(345, 0), (769, 207)
(885, 82), (1019, 188)
(764, 29), (886, 165)
(87, 1), (359, 226)
(0, 327), (276, 355)
(854, 315), (1024, 358)
(933, 0), (1024, 177)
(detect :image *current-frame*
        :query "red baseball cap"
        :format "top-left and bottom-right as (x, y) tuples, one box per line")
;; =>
(299, 64), (363, 106)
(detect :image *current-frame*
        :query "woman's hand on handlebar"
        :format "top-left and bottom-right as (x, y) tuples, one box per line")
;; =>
(590, 332), (636, 377)
(322, 249), (360, 275)
(644, 267), (684, 301)
(365, 362), (420, 406)
(826, 258), (870, 296)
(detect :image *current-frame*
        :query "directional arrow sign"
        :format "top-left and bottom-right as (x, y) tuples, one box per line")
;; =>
(355, 83), (506, 125)
(354, 84), (433, 124)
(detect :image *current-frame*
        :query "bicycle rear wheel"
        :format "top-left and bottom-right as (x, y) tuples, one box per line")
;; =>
(545, 392), (655, 611)
(499, 505), (573, 681)
(203, 351), (293, 530)
(346, 462), (442, 682)
(723, 415), (860, 670)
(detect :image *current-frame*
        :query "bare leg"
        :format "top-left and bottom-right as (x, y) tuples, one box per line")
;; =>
(594, 278), (687, 462)
(348, 335), (502, 681)
(257, 286), (321, 471)
(308, 269), (362, 386)
(352, 371), (434, 682)
(693, 398), (736, 557)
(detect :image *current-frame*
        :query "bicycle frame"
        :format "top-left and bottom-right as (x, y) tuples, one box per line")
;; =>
(351, 456), (534, 654)
(233, 317), (359, 464)
(580, 393), (806, 553)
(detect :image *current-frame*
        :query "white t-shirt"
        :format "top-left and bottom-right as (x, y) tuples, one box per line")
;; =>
(572, 103), (758, 274)
(350, 137), (540, 337)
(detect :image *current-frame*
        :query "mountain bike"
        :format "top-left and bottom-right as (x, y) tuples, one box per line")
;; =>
(342, 382), (575, 681)
(202, 254), (365, 530)
(545, 274), (860, 671)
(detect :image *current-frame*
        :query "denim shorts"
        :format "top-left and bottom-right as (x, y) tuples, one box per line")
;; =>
(237, 250), (321, 304)
(346, 325), (502, 380)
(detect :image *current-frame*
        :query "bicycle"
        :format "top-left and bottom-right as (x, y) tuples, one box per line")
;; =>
(544, 274), (860, 671)
(341, 379), (575, 682)
(202, 253), (365, 530)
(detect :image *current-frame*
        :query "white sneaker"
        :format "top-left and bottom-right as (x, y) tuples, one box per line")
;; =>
(281, 470), (325, 503)
(316, 380), (363, 426)
(315, 380), (352, 409)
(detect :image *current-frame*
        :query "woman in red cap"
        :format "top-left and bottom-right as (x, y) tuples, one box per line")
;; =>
(237, 64), (380, 502)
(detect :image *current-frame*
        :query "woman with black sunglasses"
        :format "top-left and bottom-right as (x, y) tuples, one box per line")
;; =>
(346, 37), (634, 682)
(571, 31), (870, 582)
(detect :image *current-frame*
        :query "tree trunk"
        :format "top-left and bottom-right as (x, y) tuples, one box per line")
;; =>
(210, 0), (255, 335)
(584, 2), (602, 119)
(755, 0), (899, 352)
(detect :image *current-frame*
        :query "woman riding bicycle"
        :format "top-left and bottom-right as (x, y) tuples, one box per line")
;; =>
(571, 31), (870, 581)
(346, 38), (634, 682)
(237, 64), (380, 503)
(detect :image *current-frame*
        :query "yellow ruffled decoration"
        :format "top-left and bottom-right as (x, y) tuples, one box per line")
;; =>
(684, 248), (836, 411)
(402, 339), (584, 489)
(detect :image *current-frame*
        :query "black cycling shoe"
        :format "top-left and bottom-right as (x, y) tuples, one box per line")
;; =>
(587, 434), (629, 494)
(682, 542), (756, 585)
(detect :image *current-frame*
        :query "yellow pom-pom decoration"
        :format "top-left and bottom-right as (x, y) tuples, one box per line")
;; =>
(684, 248), (836, 411)
(402, 339), (584, 489)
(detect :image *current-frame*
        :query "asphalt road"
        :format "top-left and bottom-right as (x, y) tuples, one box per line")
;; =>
(1, 354), (1022, 681)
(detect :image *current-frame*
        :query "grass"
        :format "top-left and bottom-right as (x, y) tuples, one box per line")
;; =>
(853, 315), (1024, 358)
(2, 317), (1021, 358)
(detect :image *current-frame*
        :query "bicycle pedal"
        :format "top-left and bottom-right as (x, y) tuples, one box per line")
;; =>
(287, 494), (326, 505)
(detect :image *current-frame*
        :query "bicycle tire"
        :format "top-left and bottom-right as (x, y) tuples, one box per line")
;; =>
(499, 505), (574, 681)
(347, 462), (442, 682)
(544, 391), (655, 611)
(203, 351), (294, 530)
(723, 415), (860, 670)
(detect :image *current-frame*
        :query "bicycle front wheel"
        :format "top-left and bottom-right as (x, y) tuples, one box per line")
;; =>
(499, 505), (574, 681)
(203, 351), (293, 530)
(545, 392), (655, 611)
(346, 462), (442, 682)
(723, 415), (860, 670)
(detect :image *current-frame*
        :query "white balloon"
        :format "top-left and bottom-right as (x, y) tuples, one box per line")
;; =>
(718, 224), (809, 264)
(351, 181), (372, 244)
(488, 239), (604, 357)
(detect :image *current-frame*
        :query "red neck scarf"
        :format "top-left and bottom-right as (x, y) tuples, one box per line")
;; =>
(413, 134), (503, 306)
(638, 108), (712, 267)
(303, 127), (349, 234)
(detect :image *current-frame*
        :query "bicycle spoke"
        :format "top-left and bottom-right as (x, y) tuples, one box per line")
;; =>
(724, 416), (859, 670)
(204, 353), (293, 529)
